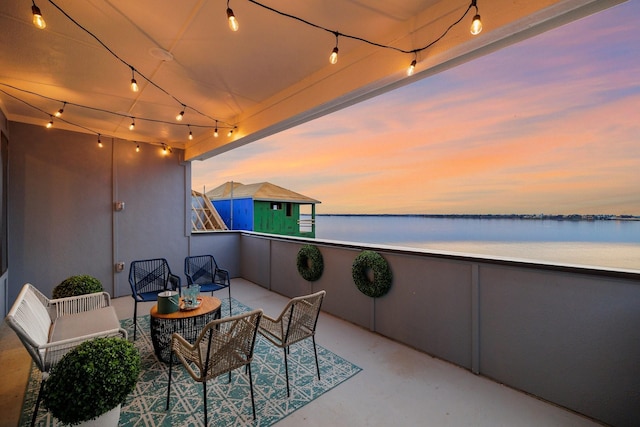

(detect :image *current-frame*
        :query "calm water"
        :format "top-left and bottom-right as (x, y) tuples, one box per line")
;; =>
(313, 215), (640, 271)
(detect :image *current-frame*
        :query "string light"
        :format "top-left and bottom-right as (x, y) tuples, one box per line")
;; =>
(176, 107), (185, 121)
(16, 0), (482, 142)
(31, 1), (46, 29)
(188, 125), (193, 140)
(130, 67), (139, 92)
(42, 2), (228, 130)
(470, 0), (483, 35)
(227, 127), (236, 137)
(243, 0), (483, 72)
(2, 83), (238, 141)
(1, 86), (196, 154)
(329, 33), (339, 65)
(407, 58), (417, 77)
(227, 1), (239, 32)
(129, 117), (135, 131)
(97, 135), (103, 148)
(54, 101), (66, 117)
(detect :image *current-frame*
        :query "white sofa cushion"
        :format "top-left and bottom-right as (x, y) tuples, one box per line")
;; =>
(50, 307), (121, 342)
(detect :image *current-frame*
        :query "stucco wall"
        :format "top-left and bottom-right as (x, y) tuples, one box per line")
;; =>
(7, 122), (190, 300)
(188, 231), (241, 278)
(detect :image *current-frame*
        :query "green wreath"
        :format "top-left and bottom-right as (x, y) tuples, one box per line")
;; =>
(352, 250), (392, 298)
(296, 244), (324, 282)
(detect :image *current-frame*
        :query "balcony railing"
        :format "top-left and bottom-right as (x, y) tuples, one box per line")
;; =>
(190, 230), (640, 427)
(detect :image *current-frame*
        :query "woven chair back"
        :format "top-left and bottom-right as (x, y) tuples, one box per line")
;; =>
(185, 255), (217, 285)
(283, 291), (325, 347)
(129, 258), (172, 295)
(174, 309), (263, 382)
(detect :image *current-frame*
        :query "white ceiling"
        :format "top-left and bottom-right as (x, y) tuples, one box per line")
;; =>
(0, 0), (623, 161)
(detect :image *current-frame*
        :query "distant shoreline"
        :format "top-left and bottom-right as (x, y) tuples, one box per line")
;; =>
(316, 213), (640, 221)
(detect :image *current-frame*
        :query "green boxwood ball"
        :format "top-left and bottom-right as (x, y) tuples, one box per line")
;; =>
(42, 337), (140, 425)
(53, 275), (103, 299)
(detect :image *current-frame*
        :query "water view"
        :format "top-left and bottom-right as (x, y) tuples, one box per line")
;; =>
(314, 215), (640, 271)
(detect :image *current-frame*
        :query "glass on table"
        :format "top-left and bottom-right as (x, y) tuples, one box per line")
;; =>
(184, 285), (200, 307)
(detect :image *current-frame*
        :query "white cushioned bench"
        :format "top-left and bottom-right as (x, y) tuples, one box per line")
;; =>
(5, 283), (127, 372)
(5, 283), (128, 425)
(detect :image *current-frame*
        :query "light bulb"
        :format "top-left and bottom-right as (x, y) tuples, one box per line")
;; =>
(227, 129), (233, 137)
(55, 103), (65, 117)
(470, 14), (482, 35)
(227, 8), (239, 32)
(214, 128), (219, 138)
(163, 145), (168, 155)
(136, 144), (140, 153)
(98, 137), (103, 148)
(188, 131), (193, 140)
(130, 67), (139, 92)
(129, 119), (135, 131)
(32, 5), (46, 29)
(176, 111), (184, 121)
(46, 118), (53, 128)
(407, 59), (416, 76)
(329, 47), (339, 65)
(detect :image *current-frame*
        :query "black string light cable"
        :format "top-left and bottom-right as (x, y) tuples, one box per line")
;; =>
(1, 88), (105, 136)
(243, 0), (482, 72)
(44, 0), (235, 130)
(0, 83), (235, 135)
(23, 0), (482, 141)
(0, 87), (176, 152)
(47, 0), (481, 96)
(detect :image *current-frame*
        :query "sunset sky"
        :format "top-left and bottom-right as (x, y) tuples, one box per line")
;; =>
(192, 1), (640, 215)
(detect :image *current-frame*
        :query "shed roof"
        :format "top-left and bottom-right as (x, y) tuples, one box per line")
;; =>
(206, 182), (320, 204)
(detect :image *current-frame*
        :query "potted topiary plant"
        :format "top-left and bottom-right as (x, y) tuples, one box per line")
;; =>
(52, 274), (103, 299)
(42, 337), (141, 426)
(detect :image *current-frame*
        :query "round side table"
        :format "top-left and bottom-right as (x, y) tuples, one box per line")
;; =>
(149, 296), (222, 363)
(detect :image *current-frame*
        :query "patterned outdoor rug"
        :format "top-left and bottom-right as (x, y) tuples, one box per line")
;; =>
(20, 298), (362, 426)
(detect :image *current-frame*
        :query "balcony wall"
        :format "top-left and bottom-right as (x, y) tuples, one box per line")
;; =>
(6, 122), (191, 301)
(195, 231), (639, 427)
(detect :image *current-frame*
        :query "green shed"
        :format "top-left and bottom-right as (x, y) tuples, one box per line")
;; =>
(207, 182), (320, 238)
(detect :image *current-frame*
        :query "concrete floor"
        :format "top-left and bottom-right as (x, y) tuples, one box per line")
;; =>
(1, 279), (603, 426)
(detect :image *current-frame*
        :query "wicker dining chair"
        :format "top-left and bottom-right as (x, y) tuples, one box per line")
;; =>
(184, 255), (232, 316)
(129, 258), (181, 340)
(166, 309), (263, 425)
(258, 290), (326, 397)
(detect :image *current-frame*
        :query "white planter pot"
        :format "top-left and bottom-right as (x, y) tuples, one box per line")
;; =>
(75, 404), (121, 427)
